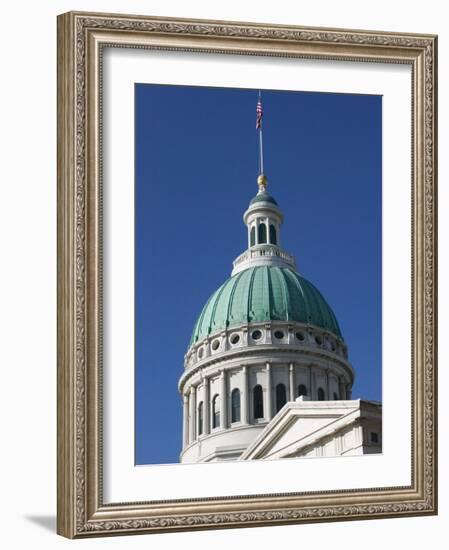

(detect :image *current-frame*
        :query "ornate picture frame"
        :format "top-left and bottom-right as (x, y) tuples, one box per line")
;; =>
(57, 11), (437, 538)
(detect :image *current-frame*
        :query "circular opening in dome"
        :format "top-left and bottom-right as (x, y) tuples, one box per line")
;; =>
(252, 330), (262, 341)
(212, 340), (220, 351)
(296, 331), (305, 341)
(230, 334), (240, 345)
(198, 348), (204, 359)
(274, 330), (285, 340)
(315, 336), (323, 346)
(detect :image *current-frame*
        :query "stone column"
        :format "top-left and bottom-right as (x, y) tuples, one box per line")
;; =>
(338, 376), (345, 400)
(182, 393), (189, 448)
(204, 376), (210, 435)
(266, 363), (272, 419)
(220, 370), (228, 429)
(310, 367), (315, 400)
(189, 386), (196, 442)
(346, 384), (352, 400)
(241, 366), (248, 424)
(289, 363), (295, 401)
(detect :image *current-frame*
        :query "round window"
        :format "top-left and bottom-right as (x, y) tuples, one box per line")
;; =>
(230, 334), (240, 345)
(296, 331), (305, 341)
(198, 348), (204, 359)
(274, 330), (284, 340)
(212, 340), (220, 351)
(252, 329), (262, 341)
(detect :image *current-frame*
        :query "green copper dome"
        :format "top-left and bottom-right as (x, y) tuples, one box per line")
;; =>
(190, 266), (342, 346)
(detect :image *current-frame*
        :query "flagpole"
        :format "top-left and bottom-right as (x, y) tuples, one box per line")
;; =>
(258, 90), (264, 176)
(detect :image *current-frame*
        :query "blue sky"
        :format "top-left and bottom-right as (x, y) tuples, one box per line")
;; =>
(135, 84), (382, 465)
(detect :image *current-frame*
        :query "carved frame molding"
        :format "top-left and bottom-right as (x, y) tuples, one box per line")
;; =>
(57, 11), (437, 538)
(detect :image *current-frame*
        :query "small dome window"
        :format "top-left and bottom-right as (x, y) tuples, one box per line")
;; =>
(198, 402), (203, 436)
(258, 223), (267, 244)
(252, 329), (262, 341)
(253, 385), (264, 419)
(250, 226), (256, 247)
(212, 395), (220, 428)
(274, 330), (285, 340)
(211, 340), (220, 351)
(275, 383), (287, 412)
(269, 224), (277, 245)
(230, 334), (240, 345)
(296, 331), (305, 341)
(231, 388), (241, 423)
(198, 347), (204, 359)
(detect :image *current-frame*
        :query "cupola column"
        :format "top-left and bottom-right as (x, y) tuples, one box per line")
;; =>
(241, 366), (249, 424)
(189, 386), (196, 442)
(204, 376), (210, 435)
(326, 369), (331, 400)
(182, 393), (189, 447)
(220, 370), (228, 429)
(309, 367), (315, 400)
(289, 363), (295, 401)
(266, 363), (273, 420)
(338, 376), (345, 401)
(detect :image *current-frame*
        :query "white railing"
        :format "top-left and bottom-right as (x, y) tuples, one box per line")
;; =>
(232, 245), (296, 270)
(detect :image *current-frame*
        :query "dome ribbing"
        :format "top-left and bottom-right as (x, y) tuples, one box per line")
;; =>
(190, 266), (342, 346)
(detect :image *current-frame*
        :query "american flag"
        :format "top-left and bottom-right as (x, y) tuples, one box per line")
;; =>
(256, 97), (263, 129)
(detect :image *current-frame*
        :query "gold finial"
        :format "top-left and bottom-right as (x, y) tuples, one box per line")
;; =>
(257, 174), (268, 191)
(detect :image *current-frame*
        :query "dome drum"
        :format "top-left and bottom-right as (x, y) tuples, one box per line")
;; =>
(184, 320), (348, 371)
(179, 360), (353, 463)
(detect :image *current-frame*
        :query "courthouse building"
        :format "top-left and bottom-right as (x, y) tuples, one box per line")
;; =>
(178, 173), (382, 463)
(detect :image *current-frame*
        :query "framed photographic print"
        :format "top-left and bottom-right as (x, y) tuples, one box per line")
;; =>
(57, 11), (438, 538)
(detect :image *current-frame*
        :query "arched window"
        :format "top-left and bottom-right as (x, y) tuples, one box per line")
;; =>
(298, 384), (307, 398)
(333, 392), (338, 401)
(250, 226), (256, 247)
(317, 387), (325, 401)
(275, 383), (287, 412)
(212, 394), (220, 429)
(198, 401), (203, 436)
(253, 385), (264, 419)
(258, 223), (267, 244)
(231, 388), (241, 423)
(269, 224), (277, 245)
